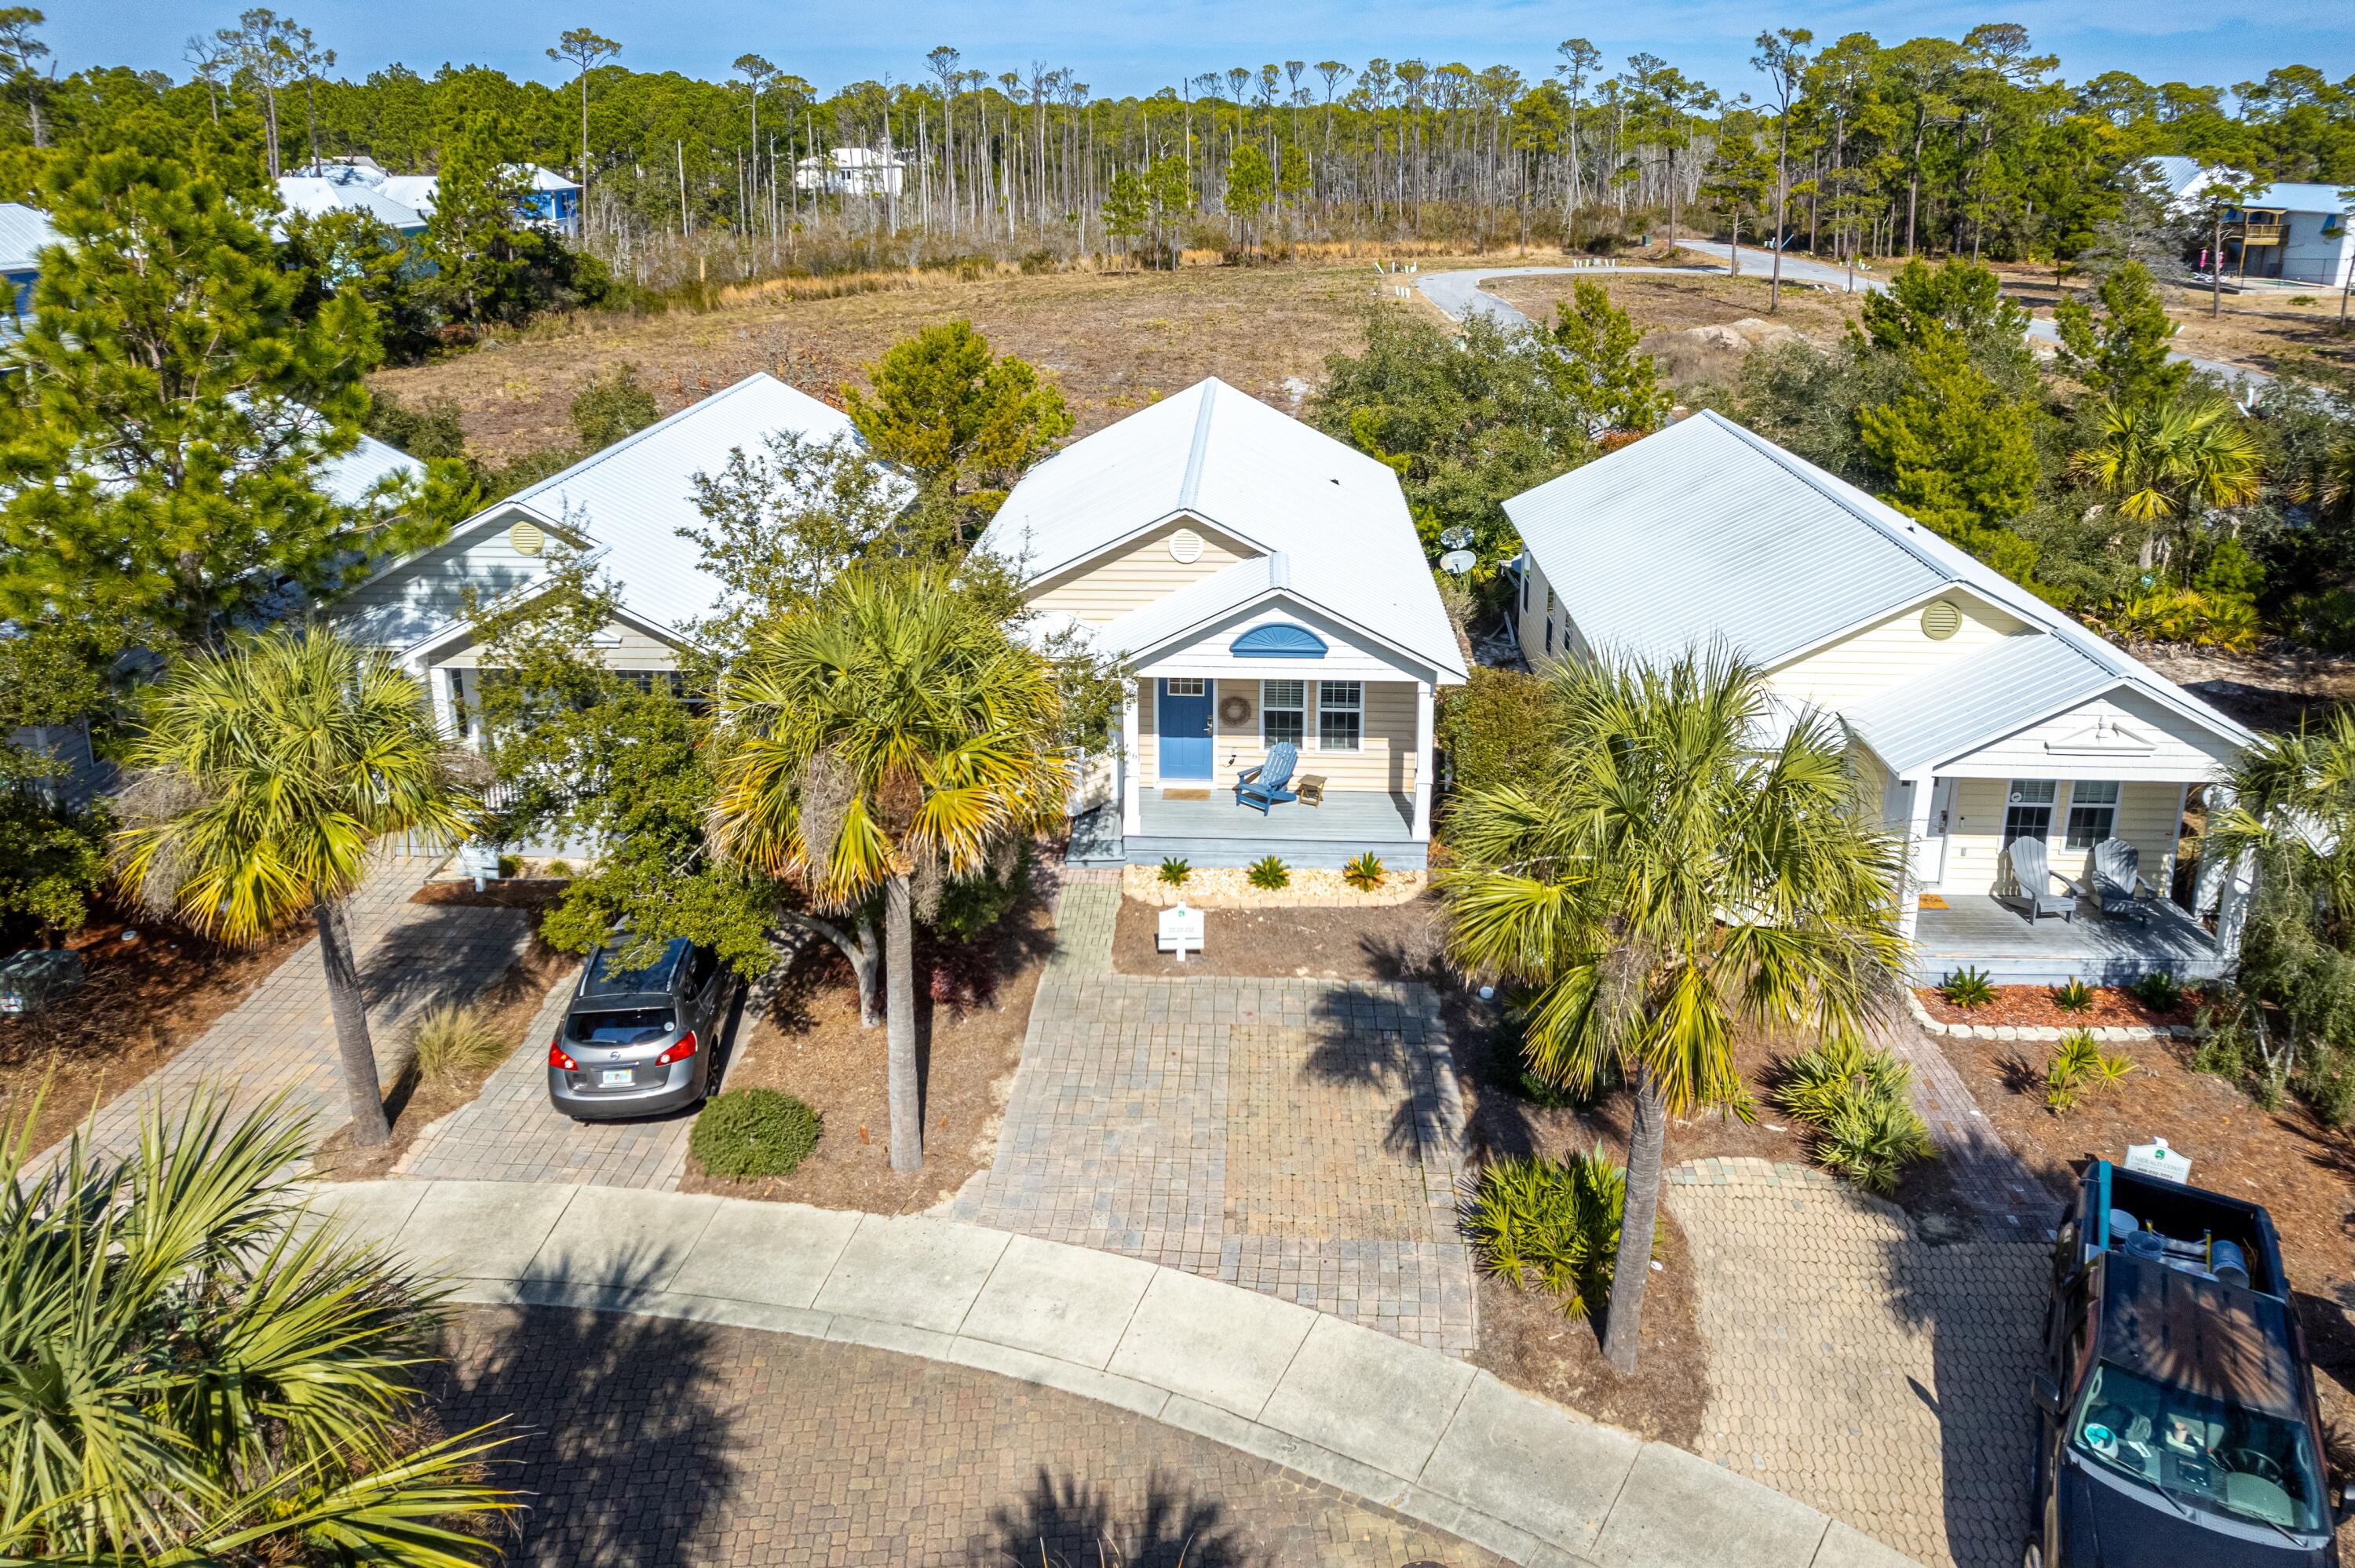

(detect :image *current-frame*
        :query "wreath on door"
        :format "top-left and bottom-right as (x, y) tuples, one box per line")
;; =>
(1218, 693), (1254, 725)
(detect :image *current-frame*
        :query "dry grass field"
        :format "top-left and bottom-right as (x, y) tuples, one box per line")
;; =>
(1480, 267), (1868, 342)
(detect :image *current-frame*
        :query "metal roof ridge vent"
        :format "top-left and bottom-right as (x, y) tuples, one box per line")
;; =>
(1267, 549), (1289, 589)
(1177, 380), (1219, 514)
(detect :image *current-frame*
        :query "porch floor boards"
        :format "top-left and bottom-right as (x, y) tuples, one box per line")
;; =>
(1068, 789), (1425, 870)
(1913, 894), (2224, 986)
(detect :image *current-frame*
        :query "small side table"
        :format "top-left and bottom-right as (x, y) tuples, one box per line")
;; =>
(1295, 775), (1327, 807)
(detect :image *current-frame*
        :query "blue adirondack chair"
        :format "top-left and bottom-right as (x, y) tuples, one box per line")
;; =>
(1235, 741), (1300, 815)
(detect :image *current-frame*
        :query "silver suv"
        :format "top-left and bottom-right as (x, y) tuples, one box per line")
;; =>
(547, 937), (729, 1121)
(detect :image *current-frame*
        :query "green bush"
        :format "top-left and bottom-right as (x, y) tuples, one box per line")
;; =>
(2131, 970), (2183, 1013)
(1463, 1150), (1653, 1322)
(1158, 856), (1191, 886)
(2052, 977), (2094, 1014)
(933, 848), (1032, 940)
(543, 859), (575, 880)
(1437, 667), (1560, 798)
(571, 364), (660, 450)
(407, 1003), (508, 1081)
(495, 853), (521, 880)
(2045, 1029), (2135, 1113)
(1246, 855), (1290, 890)
(1939, 966), (1996, 1008)
(1342, 851), (1386, 891)
(691, 1088), (822, 1179)
(1774, 1037), (1934, 1192)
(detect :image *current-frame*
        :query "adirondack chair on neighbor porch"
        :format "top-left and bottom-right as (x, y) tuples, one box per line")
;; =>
(2004, 835), (2076, 924)
(1234, 741), (1300, 815)
(2082, 837), (2160, 924)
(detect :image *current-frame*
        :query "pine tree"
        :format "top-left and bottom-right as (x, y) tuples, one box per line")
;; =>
(0, 126), (449, 647)
(1857, 330), (2042, 581)
(1548, 279), (1671, 436)
(1100, 167), (1148, 270)
(1223, 142), (1272, 257)
(425, 111), (530, 326)
(843, 320), (1072, 524)
(1144, 153), (1191, 268)
(2052, 261), (2189, 407)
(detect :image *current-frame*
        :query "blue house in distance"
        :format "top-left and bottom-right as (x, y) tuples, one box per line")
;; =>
(0, 202), (59, 317)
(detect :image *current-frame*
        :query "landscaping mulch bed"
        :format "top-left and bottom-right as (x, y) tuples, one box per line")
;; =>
(1937, 1026), (2355, 1415)
(0, 903), (310, 1158)
(409, 877), (571, 912)
(1111, 892), (1454, 983)
(682, 897), (1054, 1215)
(1915, 982), (2197, 1031)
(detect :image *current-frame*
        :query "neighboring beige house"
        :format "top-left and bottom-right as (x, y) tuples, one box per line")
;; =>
(980, 377), (1469, 870)
(1506, 410), (2254, 984)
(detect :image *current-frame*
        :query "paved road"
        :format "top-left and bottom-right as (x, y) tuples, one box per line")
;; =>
(435, 1304), (1502, 1567)
(1416, 242), (2276, 389)
(306, 1177), (1915, 1568)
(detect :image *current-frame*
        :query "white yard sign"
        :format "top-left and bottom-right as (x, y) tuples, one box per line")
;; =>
(2125, 1138), (2193, 1184)
(1157, 904), (1205, 961)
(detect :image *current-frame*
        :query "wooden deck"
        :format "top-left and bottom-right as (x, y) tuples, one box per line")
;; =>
(1068, 789), (1425, 870)
(1912, 894), (2225, 986)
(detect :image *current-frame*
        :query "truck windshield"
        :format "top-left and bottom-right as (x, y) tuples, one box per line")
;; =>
(2072, 1362), (2325, 1533)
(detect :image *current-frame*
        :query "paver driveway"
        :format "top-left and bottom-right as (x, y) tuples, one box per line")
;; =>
(433, 1304), (1504, 1568)
(1665, 1158), (2046, 1568)
(948, 873), (1478, 1352)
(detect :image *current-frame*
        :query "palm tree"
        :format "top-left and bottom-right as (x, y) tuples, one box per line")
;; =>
(1443, 648), (1908, 1373)
(2068, 390), (2263, 575)
(0, 1088), (516, 1563)
(707, 563), (1069, 1172)
(113, 627), (478, 1147)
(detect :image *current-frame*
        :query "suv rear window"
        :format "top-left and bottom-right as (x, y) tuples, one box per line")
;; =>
(582, 939), (692, 997)
(568, 1008), (675, 1045)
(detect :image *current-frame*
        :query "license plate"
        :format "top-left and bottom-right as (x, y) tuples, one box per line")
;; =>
(599, 1068), (632, 1087)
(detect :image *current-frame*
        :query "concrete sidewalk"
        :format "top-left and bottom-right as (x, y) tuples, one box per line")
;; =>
(309, 1178), (1917, 1568)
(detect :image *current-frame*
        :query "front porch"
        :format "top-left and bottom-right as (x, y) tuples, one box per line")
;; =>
(1070, 786), (1425, 870)
(1911, 893), (2225, 986)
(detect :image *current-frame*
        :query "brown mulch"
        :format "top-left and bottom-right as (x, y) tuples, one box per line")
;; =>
(0, 902), (310, 1156)
(1937, 1027), (2355, 1408)
(409, 878), (573, 912)
(681, 899), (1055, 1214)
(1111, 894), (1454, 983)
(1915, 983), (2197, 1030)
(311, 932), (578, 1181)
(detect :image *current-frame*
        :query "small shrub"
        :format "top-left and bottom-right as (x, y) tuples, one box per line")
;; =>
(1246, 855), (1290, 891)
(495, 853), (521, 880)
(1463, 1150), (1654, 1322)
(2052, 977), (2094, 1014)
(691, 1088), (821, 1179)
(1940, 967), (1996, 1008)
(1159, 856), (1192, 887)
(1816, 1092), (1937, 1194)
(542, 859), (574, 880)
(933, 849), (1032, 941)
(1342, 851), (1386, 891)
(1776, 1037), (1912, 1125)
(2045, 1030), (2135, 1113)
(2131, 970), (2183, 1013)
(407, 1003), (508, 1081)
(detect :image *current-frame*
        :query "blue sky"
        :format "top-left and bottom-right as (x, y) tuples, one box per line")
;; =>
(59, 0), (2353, 104)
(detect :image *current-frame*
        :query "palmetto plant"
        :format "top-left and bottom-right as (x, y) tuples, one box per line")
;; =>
(2068, 391), (2262, 577)
(1442, 647), (1908, 1372)
(708, 563), (1068, 1172)
(111, 627), (479, 1146)
(0, 1089), (516, 1563)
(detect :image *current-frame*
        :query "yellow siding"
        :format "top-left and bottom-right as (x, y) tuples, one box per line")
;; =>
(1935, 777), (2185, 896)
(1940, 777), (2013, 895)
(433, 617), (680, 672)
(1947, 689), (2238, 783)
(1029, 520), (1254, 623)
(1769, 595), (2028, 711)
(1517, 558), (1589, 668)
(1136, 678), (1418, 793)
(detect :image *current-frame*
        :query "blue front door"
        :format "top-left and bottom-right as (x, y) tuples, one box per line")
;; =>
(1158, 679), (1213, 779)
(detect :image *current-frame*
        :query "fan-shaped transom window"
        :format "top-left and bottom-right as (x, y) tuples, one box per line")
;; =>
(1230, 622), (1327, 658)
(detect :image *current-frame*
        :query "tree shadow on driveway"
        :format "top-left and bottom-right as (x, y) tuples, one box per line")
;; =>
(969, 1466), (1258, 1567)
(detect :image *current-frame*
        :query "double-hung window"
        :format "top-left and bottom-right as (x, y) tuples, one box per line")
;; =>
(1261, 680), (1305, 747)
(2003, 780), (2057, 848)
(1317, 681), (1362, 751)
(2065, 781), (2120, 849)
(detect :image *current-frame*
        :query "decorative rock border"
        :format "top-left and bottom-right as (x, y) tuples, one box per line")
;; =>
(1901, 987), (2196, 1044)
(1122, 864), (1429, 909)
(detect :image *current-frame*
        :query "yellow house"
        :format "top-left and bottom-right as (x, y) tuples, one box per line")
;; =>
(980, 377), (1470, 869)
(1505, 410), (2255, 984)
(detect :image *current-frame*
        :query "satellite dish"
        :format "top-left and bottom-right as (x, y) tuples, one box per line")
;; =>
(1437, 525), (1474, 550)
(1439, 549), (1478, 575)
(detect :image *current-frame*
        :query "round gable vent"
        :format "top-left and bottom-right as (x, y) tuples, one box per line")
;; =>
(509, 520), (547, 557)
(1167, 527), (1204, 564)
(1920, 600), (1962, 640)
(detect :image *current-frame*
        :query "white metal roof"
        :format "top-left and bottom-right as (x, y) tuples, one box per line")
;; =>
(1506, 409), (2253, 767)
(495, 372), (861, 638)
(275, 175), (428, 232)
(319, 431), (427, 507)
(2142, 155), (2353, 215)
(980, 377), (1466, 681)
(1840, 634), (2116, 775)
(0, 202), (57, 272)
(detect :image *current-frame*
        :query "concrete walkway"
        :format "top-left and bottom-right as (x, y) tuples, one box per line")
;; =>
(307, 1177), (1919, 1568)
(68, 854), (531, 1161)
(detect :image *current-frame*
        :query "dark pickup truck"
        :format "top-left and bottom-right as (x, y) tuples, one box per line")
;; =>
(2028, 1158), (2342, 1566)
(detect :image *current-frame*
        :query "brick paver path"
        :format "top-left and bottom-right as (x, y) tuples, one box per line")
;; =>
(1888, 1021), (2061, 1242)
(71, 854), (529, 1161)
(434, 1304), (1504, 1568)
(1666, 1156), (2046, 1568)
(949, 873), (1479, 1353)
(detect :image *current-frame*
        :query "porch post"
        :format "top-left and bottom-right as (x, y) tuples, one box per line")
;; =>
(426, 662), (457, 737)
(1412, 680), (1435, 840)
(1897, 770), (1935, 942)
(1120, 682), (1142, 837)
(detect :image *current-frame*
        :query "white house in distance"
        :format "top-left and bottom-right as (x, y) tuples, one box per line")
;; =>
(1506, 410), (2255, 985)
(794, 147), (906, 199)
(329, 372), (853, 738)
(981, 377), (1469, 870)
(2144, 154), (2354, 290)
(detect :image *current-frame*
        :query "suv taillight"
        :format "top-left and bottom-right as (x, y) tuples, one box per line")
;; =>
(655, 1031), (698, 1067)
(548, 1038), (577, 1070)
